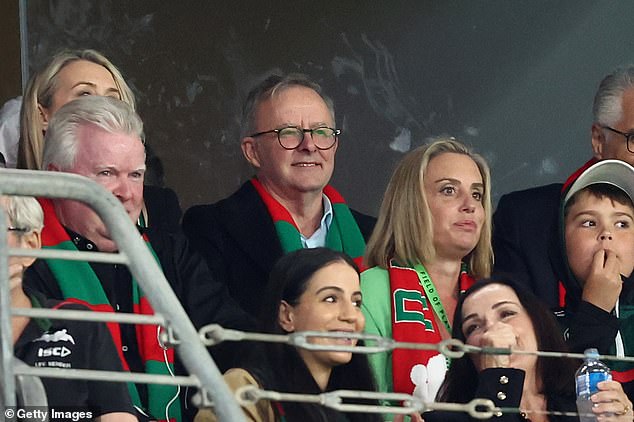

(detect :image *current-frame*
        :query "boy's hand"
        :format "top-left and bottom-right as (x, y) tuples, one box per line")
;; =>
(581, 249), (622, 313)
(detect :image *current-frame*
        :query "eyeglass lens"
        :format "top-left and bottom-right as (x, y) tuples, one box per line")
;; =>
(278, 127), (337, 150)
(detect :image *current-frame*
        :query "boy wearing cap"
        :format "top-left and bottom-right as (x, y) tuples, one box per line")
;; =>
(559, 159), (634, 397)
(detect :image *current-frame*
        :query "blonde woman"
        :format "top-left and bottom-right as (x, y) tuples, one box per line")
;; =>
(17, 48), (180, 231)
(361, 137), (493, 406)
(18, 49), (135, 170)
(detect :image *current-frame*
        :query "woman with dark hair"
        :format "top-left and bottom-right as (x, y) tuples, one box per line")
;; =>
(426, 278), (631, 422)
(195, 247), (382, 422)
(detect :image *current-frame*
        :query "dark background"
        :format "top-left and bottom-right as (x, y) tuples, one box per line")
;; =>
(21, 1), (634, 215)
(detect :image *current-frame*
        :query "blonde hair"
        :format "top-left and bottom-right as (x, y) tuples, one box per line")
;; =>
(364, 137), (493, 279)
(18, 49), (135, 170)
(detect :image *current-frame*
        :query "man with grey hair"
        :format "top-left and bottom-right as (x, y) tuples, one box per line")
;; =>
(183, 72), (375, 317)
(3, 195), (137, 420)
(23, 96), (252, 421)
(493, 65), (634, 308)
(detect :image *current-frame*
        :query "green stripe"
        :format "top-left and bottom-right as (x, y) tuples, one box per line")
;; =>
(43, 241), (110, 305)
(275, 220), (304, 253)
(146, 360), (180, 419)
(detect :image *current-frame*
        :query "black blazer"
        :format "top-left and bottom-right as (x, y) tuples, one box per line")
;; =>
(492, 183), (565, 307)
(143, 185), (182, 233)
(182, 181), (376, 317)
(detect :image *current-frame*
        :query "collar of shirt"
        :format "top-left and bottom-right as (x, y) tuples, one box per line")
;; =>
(301, 194), (333, 248)
(65, 226), (146, 252)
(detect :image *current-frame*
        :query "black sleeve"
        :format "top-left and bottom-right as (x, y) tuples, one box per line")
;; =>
(168, 230), (254, 332)
(425, 368), (525, 422)
(565, 300), (619, 354)
(350, 209), (377, 242)
(144, 185), (183, 233)
(22, 260), (64, 300)
(492, 193), (531, 280)
(181, 206), (233, 303)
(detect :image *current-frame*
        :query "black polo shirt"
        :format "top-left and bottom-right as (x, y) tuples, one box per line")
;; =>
(15, 289), (135, 416)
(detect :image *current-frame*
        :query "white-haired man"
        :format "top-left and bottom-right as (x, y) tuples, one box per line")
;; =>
(23, 96), (252, 422)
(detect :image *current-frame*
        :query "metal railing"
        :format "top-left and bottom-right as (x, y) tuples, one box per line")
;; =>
(0, 169), (247, 422)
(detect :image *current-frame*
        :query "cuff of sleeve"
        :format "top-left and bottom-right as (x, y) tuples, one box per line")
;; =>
(475, 368), (525, 413)
(577, 301), (620, 329)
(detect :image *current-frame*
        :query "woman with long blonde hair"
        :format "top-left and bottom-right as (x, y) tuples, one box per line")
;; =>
(361, 137), (493, 407)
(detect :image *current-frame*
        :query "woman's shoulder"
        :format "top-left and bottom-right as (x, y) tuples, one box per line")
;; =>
(361, 266), (389, 286)
(224, 368), (260, 388)
(195, 368), (276, 422)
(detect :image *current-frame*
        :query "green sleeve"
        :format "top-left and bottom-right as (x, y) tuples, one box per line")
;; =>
(361, 266), (393, 397)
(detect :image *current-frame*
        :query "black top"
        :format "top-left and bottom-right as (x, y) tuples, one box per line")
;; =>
(15, 289), (135, 417)
(23, 223), (255, 413)
(182, 181), (376, 317)
(425, 368), (577, 422)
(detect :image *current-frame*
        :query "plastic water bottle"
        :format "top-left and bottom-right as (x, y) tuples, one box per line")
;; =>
(575, 348), (612, 422)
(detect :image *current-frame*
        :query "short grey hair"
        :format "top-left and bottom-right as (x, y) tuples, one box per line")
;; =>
(42, 96), (144, 171)
(240, 72), (336, 139)
(1, 196), (44, 233)
(593, 65), (634, 126)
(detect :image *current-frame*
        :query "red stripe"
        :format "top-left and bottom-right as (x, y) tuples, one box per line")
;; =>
(58, 298), (131, 371)
(613, 368), (634, 383)
(38, 198), (72, 246)
(561, 158), (598, 193)
(323, 185), (344, 204)
(133, 297), (174, 363)
(251, 178), (298, 228)
(354, 256), (366, 272)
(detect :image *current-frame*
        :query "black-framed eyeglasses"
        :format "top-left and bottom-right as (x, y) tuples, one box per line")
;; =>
(248, 126), (340, 150)
(7, 227), (27, 233)
(602, 126), (634, 153)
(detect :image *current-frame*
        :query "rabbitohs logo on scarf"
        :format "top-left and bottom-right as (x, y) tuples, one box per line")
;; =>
(393, 288), (435, 331)
(410, 354), (447, 403)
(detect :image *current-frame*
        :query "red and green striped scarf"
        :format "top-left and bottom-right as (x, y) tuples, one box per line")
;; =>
(388, 261), (475, 396)
(250, 178), (366, 268)
(38, 198), (181, 422)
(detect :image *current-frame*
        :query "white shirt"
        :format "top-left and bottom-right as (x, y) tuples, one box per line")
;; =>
(300, 194), (333, 248)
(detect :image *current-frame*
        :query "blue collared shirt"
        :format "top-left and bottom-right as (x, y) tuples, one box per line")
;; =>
(301, 194), (333, 248)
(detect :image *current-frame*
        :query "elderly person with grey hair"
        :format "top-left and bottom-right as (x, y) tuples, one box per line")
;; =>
(493, 65), (634, 309)
(3, 195), (137, 420)
(22, 95), (253, 422)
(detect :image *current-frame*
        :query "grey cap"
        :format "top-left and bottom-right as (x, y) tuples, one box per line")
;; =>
(564, 159), (634, 205)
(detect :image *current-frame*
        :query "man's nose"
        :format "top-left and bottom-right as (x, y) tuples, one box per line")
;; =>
(112, 178), (133, 202)
(297, 130), (317, 152)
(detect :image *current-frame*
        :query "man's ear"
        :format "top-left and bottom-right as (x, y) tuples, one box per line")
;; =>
(241, 137), (261, 169)
(591, 123), (606, 159)
(37, 103), (51, 131)
(18, 230), (42, 268)
(278, 300), (295, 332)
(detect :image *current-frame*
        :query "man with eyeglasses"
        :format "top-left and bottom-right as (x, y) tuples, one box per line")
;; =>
(493, 65), (634, 309)
(183, 73), (376, 317)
